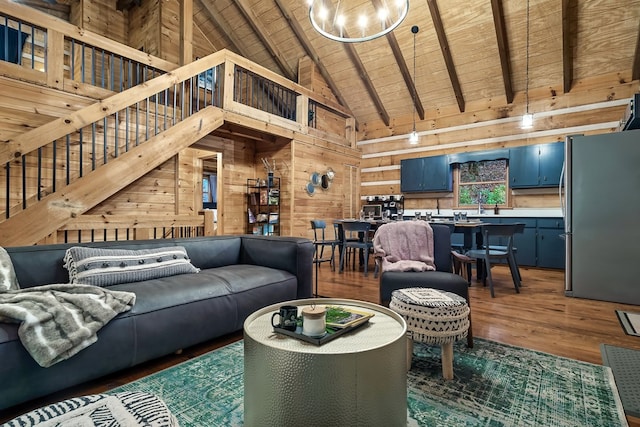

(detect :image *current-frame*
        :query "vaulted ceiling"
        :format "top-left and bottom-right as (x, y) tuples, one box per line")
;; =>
(194, 0), (640, 135)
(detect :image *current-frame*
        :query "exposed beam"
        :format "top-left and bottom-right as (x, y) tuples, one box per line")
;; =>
(491, 0), (513, 104)
(272, 0), (355, 119)
(562, 0), (576, 93)
(341, 40), (390, 126)
(196, 0), (248, 58)
(427, 0), (465, 112)
(233, 0), (297, 81)
(633, 20), (640, 81)
(194, 22), (221, 53)
(371, 0), (424, 120)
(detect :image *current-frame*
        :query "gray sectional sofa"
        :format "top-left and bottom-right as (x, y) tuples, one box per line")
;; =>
(0, 234), (314, 412)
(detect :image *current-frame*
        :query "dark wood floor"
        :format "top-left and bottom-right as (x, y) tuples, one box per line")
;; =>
(3, 262), (640, 425)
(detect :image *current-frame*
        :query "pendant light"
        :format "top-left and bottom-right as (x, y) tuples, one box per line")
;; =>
(521, 0), (533, 129)
(409, 25), (419, 144)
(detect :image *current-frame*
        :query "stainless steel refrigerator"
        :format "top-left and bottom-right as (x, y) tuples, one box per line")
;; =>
(563, 129), (640, 304)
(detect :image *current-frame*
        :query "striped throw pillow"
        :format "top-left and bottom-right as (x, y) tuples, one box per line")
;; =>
(63, 246), (200, 287)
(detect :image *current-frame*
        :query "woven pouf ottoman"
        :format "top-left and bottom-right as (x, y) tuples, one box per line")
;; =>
(390, 287), (470, 380)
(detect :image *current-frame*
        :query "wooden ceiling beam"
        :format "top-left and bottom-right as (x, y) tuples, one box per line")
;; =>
(371, 0), (424, 120)
(341, 39), (391, 127)
(196, 0), (248, 58)
(562, 0), (578, 93)
(491, 0), (513, 104)
(273, 0), (355, 120)
(427, 0), (465, 113)
(194, 22), (221, 53)
(233, 0), (297, 81)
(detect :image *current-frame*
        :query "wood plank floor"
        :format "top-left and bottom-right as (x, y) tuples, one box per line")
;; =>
(2, 263), (640, 425)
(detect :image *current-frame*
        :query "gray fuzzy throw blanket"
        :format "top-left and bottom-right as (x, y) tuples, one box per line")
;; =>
(0, 284), (136, 367)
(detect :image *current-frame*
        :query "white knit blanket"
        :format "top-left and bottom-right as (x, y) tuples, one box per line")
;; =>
(0, 284), (136, 367)
(373, 221), (436, 273)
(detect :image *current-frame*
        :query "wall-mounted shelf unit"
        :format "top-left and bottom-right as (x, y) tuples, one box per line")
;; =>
(247, 178), (280, 236)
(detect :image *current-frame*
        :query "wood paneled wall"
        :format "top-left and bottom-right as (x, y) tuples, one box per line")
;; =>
(128, 0), (160, 54)
(290, 139), (360, 241)
(70, 0), (128, 46)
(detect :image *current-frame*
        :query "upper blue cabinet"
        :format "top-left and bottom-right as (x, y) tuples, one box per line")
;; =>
(400, 155), (452, 192)
(510, 142), (564, 188)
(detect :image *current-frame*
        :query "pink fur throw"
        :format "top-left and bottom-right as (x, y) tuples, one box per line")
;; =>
(373, 221), (436, 273)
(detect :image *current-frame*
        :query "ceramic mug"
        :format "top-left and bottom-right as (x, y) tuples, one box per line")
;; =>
(271, 305), (298, 331)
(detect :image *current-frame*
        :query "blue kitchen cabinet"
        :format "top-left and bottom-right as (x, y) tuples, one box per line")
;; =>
(509, 145), (539, 188)
(510, 142), (564, 188)
(400, 158), (424, 192)
(537, 218), (565, 269)
(401, 155), (452, 192)
(422, 156), (452, 191)
(487, 217), (536, 267)
(511, 219), (537, 267)
(538, 142), (564, 187)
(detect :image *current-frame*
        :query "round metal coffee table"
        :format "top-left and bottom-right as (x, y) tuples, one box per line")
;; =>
(243, 298), (407, 427)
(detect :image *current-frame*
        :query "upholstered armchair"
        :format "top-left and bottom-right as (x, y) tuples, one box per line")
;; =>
(374, 221), (473, 347)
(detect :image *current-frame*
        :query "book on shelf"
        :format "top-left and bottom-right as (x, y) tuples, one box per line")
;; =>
(268, 213), (279, 224)
(259, 189), (268, 205)
(268, 189), (280, 205)
(325, 306), (374, 329)
(247, 208), (256, 224)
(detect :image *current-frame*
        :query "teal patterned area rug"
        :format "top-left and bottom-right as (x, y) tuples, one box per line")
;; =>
(110, 338), (627, 427)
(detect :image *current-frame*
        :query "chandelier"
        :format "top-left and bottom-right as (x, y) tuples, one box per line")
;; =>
(308, 0), (410, 43)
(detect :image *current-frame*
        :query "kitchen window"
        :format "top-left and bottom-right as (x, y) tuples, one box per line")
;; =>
(455, 160), (508, 207)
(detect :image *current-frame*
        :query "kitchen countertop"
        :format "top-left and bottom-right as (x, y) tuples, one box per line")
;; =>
(404, 208), (563, 218)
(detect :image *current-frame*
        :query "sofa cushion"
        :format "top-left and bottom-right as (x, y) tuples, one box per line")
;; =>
(107, 264), (296, 316)
(0, 247), (19, 291)
(63, 246), (200, 287)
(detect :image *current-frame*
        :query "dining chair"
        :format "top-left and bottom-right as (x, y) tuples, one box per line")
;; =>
(451, 250), (474, 285)
(310, 220), (339, 271)
(484, 222), (525, 281)
(465, 223), (521, 298)
(339, 220), (374, 276)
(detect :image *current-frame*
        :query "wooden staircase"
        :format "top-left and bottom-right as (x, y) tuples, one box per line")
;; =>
(0, 51), (229, 245)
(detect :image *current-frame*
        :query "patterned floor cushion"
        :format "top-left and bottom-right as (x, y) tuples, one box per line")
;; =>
(3, 391), (179, 427)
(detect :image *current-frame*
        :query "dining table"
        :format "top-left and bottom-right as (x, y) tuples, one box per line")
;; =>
(333, 218), (488, 276)
(428, 219), (488, 251)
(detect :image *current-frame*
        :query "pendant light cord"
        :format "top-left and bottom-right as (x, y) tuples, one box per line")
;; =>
(412, 25), (418, 133)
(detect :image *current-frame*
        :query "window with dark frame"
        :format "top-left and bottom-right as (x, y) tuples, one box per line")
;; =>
(455, 159), (508, 207)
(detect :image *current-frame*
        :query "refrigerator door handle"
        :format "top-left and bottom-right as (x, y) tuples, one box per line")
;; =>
(559, 161), (565, 222)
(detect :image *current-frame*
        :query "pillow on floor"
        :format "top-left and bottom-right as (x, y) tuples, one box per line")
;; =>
(63, 246), (200, 287)
(0, 246), (19, 291)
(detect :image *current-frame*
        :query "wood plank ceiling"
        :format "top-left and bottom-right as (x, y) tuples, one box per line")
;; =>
(193, 0), (640, 135)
